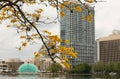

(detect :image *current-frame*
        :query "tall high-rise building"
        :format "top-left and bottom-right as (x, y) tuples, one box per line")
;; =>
(60, 1), (95, 65)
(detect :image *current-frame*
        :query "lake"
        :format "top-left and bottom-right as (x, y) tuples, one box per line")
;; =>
(0, 74), (120, 79)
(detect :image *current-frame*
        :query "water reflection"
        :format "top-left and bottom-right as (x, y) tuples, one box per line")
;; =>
(66, 74), (94, 79)
(65, 74), (120, 79)
(0, 74), (120, 79)
(94, 75), (120, 79)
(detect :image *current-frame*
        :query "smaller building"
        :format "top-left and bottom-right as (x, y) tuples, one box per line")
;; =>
(0, 60), (9, 73)
(96, 32), (120, 63)
(6, 58), (24, 73)
(34, 57), (52, 72)
(34, 57), (63, 72)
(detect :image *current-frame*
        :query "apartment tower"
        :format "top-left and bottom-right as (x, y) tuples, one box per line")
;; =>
(60, 1), (95, 65)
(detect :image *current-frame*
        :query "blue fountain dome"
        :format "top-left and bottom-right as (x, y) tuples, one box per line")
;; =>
(18, 63), (38, 73)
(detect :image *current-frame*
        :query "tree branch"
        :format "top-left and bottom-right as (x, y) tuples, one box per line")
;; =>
(0, 3), (9, 10)
(12, 2), (56, 63)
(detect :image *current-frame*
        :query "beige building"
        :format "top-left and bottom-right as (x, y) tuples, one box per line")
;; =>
(97, 31), (120, 63)
(34, 57), (52, 72)
(6, 58), (24, 73)
(29, 57), (63, 72)
(0, 58), (24, 74)
(0, 59), (9, 73)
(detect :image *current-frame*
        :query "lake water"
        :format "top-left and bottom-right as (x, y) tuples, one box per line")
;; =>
(0, 74), (120, 79)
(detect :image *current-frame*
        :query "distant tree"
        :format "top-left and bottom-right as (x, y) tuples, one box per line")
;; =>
(92, 62), (105, 74)
(105, 62), (114, 73)
(48, 63), (62, 73)
(92, 62), (120, 74)
(70, 63), (91, 74)
(105, 62), (120, 74)
(115, 63), (120, 73)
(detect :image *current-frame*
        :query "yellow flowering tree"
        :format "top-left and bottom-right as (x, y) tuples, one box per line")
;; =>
(37, 30), (78, 69)
(0, 0), (95, 69)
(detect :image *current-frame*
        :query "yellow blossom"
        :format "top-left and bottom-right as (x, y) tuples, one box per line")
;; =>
(63, 1), (70, 5)
(35, 54), (40, 58)
(18, 47), (22, 51)
(60, 12), (65, 17)
(60, 4), (65, 9)
(36, 8), (43, 13)
(20, 36), (26, 39)
(48, 35), (62, 42)
(39, 51), (46, 56)
(0, 16), (3, 20)
(68, 52), (77, 58)
(74, 6), (82, 12)
(6, 25), (11, 28)
(9, 8), (14, 12)
(43, 30), (51, 35)
(85, 0), (96, 3)
(10, 18), (18, 23)
(67, 47), (74, 51)
(50, 49), (56, 53)
(87, 13), (93, 22)
(34, 52), (40, 58)
(82, 16), (87, 20)
(51, 4), (57, 8)
(49, 0), (54, 2)
(63, 58), (69, 62)
(4, 15), (10, 19)
(31, 33), (39, 37)
(61, 62), (70, 69)
(64, 39), (70, 44)
(58, 46), (66, 52)
(25, 0), (36, 4)
(32, 13), (40, 18)
(49, 41), (56, 45)
(22, 42), (27, 47)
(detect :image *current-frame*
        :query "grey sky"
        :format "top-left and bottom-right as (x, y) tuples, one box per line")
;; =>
(95, 0), (120, 38)
(0, 0), (120, 61)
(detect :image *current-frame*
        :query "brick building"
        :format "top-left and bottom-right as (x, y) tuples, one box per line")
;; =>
(97, 32), (120, 63)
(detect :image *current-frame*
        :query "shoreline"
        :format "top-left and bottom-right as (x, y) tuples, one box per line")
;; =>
(0, 72), (66, 75)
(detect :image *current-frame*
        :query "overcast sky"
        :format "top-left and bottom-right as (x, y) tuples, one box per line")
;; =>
(0, 0), (120, 61)
(95, 0), (120, 38)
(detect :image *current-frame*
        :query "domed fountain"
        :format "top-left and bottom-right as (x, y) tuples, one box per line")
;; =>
(18, 62), (38, 74)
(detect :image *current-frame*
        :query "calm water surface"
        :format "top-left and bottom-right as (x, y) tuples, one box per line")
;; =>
(0, 74), (120, 79)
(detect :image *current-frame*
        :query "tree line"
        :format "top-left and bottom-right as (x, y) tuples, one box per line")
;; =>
(48, 62), (120, 75)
